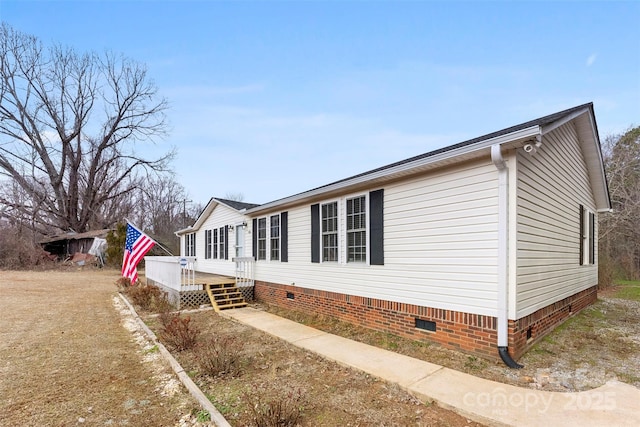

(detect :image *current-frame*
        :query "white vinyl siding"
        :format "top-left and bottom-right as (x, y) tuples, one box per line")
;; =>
(252, 159), (500, 316)
(516, 122), (597, 318)
(191, 203), (248, 277)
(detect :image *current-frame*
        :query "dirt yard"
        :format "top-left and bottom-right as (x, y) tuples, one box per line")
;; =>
(0, 269), (204, 426)
(1, 269), (481, 426)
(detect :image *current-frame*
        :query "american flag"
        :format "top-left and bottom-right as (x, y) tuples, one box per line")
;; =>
(122, 222), (156, 284)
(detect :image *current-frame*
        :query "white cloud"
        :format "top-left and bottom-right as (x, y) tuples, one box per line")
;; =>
(586, 53), (597, 67)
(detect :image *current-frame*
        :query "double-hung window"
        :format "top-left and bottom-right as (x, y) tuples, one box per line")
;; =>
(204, 230), (212, 259)
(270, 215), (280, 261)
(212, 229), (218, 259)
(257, 218), (267, 260)
(185, 233), (196, 257)
(321, 202), (338, 262)
(312, 189), (383, 265)
(346, 196), (366, 262)
(219, 227), (226, 260)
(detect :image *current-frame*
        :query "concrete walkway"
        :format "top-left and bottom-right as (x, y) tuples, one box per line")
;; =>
(220, 307), (640, 427)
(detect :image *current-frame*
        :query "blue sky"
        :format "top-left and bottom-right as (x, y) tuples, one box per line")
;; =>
(1, 1), (638, 206)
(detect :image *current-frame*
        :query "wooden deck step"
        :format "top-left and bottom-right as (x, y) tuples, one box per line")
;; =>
(205, 281), (248, 312)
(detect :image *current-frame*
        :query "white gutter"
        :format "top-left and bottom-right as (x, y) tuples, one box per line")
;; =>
(491, 144), (523, 368)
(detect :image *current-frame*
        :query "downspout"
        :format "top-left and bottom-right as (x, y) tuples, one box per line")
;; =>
(491, 144), (523, 369)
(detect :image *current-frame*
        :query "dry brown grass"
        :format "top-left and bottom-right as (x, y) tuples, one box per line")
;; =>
(0, 268), (203, 426)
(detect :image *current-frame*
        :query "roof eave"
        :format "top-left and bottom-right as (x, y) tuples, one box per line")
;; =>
(542, 107), (611, 212)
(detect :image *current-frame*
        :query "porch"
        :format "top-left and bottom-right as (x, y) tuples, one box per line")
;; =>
(144, 256), (255, 309)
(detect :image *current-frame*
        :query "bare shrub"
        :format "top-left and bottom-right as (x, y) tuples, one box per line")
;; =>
(244, 383), (306, 427)
(195, 335), (244, 378)
(159, 312), (199, 351)
(115, 277), (131, 291)
(0, 225), (55, 270)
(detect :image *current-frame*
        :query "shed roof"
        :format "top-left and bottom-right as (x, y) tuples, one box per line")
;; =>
(40, 228), (111, 244)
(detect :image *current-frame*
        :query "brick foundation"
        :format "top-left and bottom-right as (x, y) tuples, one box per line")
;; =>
(508, 285), (598, 359)
(255, 280), (598, 361)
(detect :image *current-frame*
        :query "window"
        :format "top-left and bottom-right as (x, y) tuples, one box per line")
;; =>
(257, 218), (267, 260)
(204, 230), (212, 259)
(185, 233), (196, 257)
(219, 227), (226, 260)
(580, 205), (596, 265)
(346, 195), (366, 262)
(212, 229), (218, 259)
(322, 202), (338, 262)
(270, 215), (280, 261)
(253, 213), (288, 263)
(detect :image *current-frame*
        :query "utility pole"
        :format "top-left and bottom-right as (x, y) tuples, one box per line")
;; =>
(182, 199), (192, 228)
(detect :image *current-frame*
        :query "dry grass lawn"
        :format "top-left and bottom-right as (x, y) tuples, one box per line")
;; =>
(0, 269), (201, 427)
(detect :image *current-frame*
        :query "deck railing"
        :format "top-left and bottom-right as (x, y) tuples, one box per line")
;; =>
(144, 256), (197, 292)
(233, 256), (255, 288)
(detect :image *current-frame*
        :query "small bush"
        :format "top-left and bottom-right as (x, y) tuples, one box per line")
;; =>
(115, 277), (131, 291)
(120, 281), (172, 312)
(195, 335), (244, 378)
(159, 312), (199, 351)
(245, 383), (306, 427)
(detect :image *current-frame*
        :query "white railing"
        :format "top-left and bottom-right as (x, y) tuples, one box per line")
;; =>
(233, 257), (255, 288)
(144, 256), (198, 292)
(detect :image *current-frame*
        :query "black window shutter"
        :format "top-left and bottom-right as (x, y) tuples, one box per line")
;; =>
(224, 225), (229, 260)
(281, 211), (288, 262)
(311, 204), (320, 263)
(589, 212), (595, 265)
(369, 189), (384, 265)
(579, 205), (584, 265)
(252, 218), (258, 260)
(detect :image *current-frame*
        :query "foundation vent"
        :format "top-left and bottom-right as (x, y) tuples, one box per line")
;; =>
(415, 318), (436, 332)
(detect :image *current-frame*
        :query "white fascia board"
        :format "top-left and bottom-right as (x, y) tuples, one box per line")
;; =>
(246, 125), (541, 215)
(541, 107), (590, 135)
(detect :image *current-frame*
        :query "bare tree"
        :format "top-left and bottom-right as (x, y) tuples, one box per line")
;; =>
(224, 191), (245, 202)
(0, 23), (173, 234)
(599, 126), (640, 281)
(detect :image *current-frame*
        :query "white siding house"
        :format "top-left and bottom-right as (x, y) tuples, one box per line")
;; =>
(173, 103), (610, 365)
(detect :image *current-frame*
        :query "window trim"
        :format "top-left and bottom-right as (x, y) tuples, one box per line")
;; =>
(580, 205), (596, 266)
(270, 214), (280, 261)
(321, 200), (340, 263)
(212, 228), (218, 259)
(219, 227), (226, 260)
(204, 230), (212, 259)
(346, 195), (367, 263)
(185, 232), (196, 257)
(257, 217), (267, 261)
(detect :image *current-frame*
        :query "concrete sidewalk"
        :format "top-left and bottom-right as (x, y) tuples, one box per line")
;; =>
(220, 307), (640, 427)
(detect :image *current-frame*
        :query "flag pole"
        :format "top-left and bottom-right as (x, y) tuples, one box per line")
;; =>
(124, 219), (175, 256)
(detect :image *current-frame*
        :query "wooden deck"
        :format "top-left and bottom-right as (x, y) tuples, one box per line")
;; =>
(182, 272), (236, 286)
